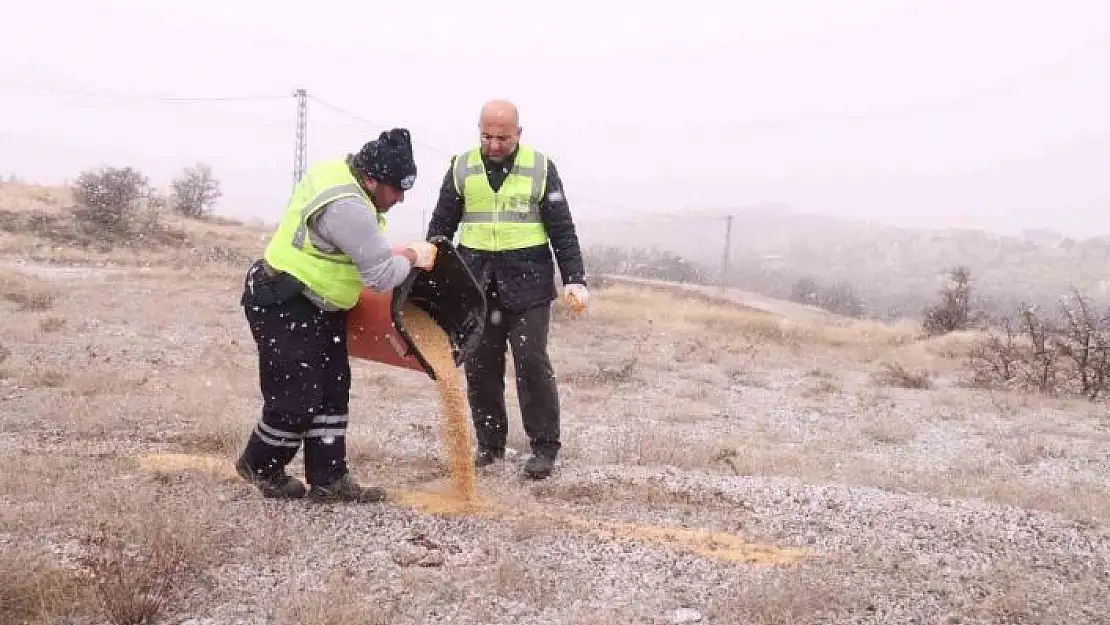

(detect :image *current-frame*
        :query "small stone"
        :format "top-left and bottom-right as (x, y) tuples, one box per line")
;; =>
(671, 607), (702, 623)
(418, 550), (446, 567)
(391, 545), (426, 567)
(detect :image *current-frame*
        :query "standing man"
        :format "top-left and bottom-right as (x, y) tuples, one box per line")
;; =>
(426, 99), (588, 480)
(236, 128), (438, 502)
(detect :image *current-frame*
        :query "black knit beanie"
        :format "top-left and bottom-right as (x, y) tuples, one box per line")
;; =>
(351, 128), (417, 190)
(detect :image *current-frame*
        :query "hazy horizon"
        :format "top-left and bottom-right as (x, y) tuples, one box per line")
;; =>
(3, 0), (1108, 240)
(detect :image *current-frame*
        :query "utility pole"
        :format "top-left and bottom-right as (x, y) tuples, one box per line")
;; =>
(721, 213), (734, 282)
(292, 88), (308, 185)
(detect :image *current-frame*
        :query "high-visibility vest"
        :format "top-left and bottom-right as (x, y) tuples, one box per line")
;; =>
(452, 144), (549, 251)
(263, 158), (387, 310)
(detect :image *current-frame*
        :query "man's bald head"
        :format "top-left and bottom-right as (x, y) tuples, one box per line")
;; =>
(478, 99), (521, 163)
(480, 99), (519, 126)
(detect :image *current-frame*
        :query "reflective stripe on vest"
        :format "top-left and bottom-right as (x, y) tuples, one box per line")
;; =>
(290, 182), (386, 258)
(263, 158), (384, 310)
(452, 144), (549, 251)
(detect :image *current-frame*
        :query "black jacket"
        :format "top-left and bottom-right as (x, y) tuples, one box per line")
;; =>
(426, 146), (587, 313)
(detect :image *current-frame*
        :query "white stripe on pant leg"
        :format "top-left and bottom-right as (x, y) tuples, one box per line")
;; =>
(311, 414), (348, 425)
(254, 424), (302, 448)
(304, 427), (346, 445)
(258, 422), (303, 442)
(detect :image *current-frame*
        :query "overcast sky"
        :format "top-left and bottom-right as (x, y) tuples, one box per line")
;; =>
(1, 0), (1108, 239)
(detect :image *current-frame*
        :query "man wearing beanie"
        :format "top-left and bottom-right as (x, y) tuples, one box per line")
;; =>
(235, 128), (437, 503)
(426, 99), (588, 480)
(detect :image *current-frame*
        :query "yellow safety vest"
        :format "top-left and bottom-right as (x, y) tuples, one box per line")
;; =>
(263, 158), (387, 310)
(452, 144), (549, 251)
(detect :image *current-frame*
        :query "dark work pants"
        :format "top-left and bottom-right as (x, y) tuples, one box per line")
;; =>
(239, 286), (352, 488)
(466, 300), (561, 459)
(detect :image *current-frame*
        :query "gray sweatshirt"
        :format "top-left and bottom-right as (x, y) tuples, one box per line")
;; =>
(300, 196), (413, 311)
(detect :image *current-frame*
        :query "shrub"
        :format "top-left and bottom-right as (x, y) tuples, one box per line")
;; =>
(788, 276), (866, 318)
(965, 288), (1110, 400)
(872, 362), (933, 389)
(922, 265), (973, 336)
(71, 166), (150, 237)
(170, 163), (222, 219)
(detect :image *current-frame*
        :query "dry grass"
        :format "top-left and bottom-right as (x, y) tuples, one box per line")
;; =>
(859, 411), (920, 445)
(0, 181), (267, 269)
(0, 266), (57, 311)
(589, 283), (920, 355)
(704, 565), (866, 624)
(273, 571), (398, 625)
(1, 452), (232, 624)
(2, 183), (1109, 623)
(0, 544), (94, 625)
(79, 518), (203, 625)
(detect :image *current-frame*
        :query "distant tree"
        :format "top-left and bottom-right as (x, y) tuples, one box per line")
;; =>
(171, 163), (222, 219)
(922, 265), (973, 336)
(789, 277), (820, 305)
(817, 281), (867, 318)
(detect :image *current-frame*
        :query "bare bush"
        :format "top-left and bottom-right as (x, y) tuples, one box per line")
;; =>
(171, 163), (222, 219)
(966, 290), (1110, 400)
(922, 265), (973, 336)
(138, 189), (168, 233)
(872, 362), (933, 390)
(967, 318), (1024, 390)
(817, 280), (867, 318)
(1054, 289), (1110, 400)
(78, 527), (186, 625)
(1, 273), (55, 311)
(789, 276), (867, 318)
(790, 277), (821, 304)
(71, 166), (150, 237)
(74, 502), (219, 625)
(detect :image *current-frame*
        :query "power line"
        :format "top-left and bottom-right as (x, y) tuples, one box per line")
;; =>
(307, 94), (647, 217)
(9, 82), (290, 103)
(11, 81), (742, 254)
(307, 95), (455, 158)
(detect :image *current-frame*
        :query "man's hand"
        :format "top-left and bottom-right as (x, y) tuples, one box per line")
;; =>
(563, 283), (588, 314)
(405, 241), (437, 270)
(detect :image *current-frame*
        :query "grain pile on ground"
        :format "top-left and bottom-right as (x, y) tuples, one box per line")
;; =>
(2, 184), (1110, 624)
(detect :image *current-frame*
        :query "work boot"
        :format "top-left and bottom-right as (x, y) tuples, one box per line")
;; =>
(307, 472), (387, 504)
(474, 447), (504, 468)
(235, 455), (306, 500)
(523, 454), (556, 480)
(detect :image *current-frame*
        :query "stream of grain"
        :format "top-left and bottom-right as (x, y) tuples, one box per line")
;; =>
(401, 302), (479, 508)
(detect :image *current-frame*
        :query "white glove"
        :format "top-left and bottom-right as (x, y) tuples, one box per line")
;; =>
(563, 283), (588, 313)
(405, 241), (437, 270)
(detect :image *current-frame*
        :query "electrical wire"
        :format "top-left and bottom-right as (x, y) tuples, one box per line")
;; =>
(307, 95), (455, 158)
(307, 94), (650, 215)
(8, 82), (290, 103)
(10, 82), (744, 220)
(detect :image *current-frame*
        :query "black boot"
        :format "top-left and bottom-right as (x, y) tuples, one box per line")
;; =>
(523, 453), (555, 480)
(235, 454), (306, 499)
(474, 447), (504, 468)
(307, 472), (387, 503)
